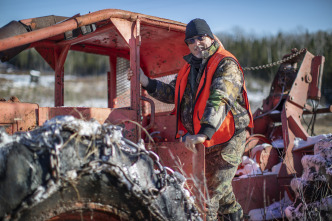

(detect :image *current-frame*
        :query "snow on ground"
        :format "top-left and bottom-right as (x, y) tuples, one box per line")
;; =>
(248, 192), (292, 221)
(0, 72), (107, 107)
(0, 72), (270, 109)
(271, 134), (332, 150)
(235, 156), (262, 178)
(1, 73), (53, 88)
(235, 134), (332, 179)
(0, 73), (80, 87)
(246, 135), (332, 220)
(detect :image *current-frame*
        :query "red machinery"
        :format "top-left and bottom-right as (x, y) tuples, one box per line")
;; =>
(0, 9), (331, 220)
(235, 48), (331, 214)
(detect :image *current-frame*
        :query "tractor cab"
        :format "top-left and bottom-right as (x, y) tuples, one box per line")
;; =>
(0, 9), (188, 140)
(0, 9), (208, 215)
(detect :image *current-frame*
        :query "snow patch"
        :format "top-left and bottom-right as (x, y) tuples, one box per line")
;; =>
(248, 192), (292, 220)
(236, 156), (262, 178)
(271, 134), (332, 150)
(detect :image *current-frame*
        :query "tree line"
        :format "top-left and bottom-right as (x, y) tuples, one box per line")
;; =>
(8, 49), (109, 76)
(217, 30), (331, 80)
(7, 30), (332, 103)
(219, 30), (332, 104)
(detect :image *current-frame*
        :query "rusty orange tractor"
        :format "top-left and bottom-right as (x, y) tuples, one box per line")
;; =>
(0, 9), (331, 220)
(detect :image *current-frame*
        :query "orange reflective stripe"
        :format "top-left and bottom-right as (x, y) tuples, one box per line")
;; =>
(174, 64), (190, 137)
(174, 64), (190, 112)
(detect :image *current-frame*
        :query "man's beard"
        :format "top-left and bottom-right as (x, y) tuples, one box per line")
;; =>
(193, 45), (209, 59)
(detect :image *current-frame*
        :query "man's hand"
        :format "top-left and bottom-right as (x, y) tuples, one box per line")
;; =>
(185, 134), (207, 153)
(127, 68), (149, 87)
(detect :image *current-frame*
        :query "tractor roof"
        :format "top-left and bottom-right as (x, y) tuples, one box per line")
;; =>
(0, 9), (190, 78)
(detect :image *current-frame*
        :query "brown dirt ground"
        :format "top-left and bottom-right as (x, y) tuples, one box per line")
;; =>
(310, 114), (332, 135)
(302, 113), (332, 135)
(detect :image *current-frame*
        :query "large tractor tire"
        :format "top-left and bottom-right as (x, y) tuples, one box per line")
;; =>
(0, 116), (201, 221)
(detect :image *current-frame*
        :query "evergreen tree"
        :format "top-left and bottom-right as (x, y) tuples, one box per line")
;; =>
(6, 30), (332, 103)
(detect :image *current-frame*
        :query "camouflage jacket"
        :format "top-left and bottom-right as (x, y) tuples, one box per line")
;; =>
(144, 42), (250, 141)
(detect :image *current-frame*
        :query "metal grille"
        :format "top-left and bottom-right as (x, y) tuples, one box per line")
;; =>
(115, 57), (130, 108)
(114, 57), (176, 113)
(145, 74), (176, 113)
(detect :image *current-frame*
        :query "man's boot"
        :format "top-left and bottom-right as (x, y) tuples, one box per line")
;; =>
(219, 209), (243, 221)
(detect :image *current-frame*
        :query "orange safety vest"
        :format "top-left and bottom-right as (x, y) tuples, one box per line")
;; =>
(174, 47), (254, 147)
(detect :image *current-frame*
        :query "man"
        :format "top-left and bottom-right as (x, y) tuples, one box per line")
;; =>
(128, 18), (253, 221)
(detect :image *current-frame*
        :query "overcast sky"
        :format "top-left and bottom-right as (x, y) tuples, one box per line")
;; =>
(0, 0), (331, 36)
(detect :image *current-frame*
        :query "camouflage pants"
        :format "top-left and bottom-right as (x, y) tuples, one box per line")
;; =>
(205, 130), (246, 221)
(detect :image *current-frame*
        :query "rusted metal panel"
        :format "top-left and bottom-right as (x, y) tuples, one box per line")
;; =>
(148, 142), (206, 216)
(0, 102), (38, 134)
(288, 51), (313, 108)
(38, 107), (136, 124)
(111, 18), (134, 45)
(251, 145), (280, 171)
(138, 24), (188, 78)
(35, 46), (57, 70)
(308, 55), (325, 100)
(288, 114), (309, 140)
(149, 112), (177, 142)
(232, 174), (284, 214)
(278, 52), (319, 177)
(38, 107), (137, 140)
(244, 134), (272, 155)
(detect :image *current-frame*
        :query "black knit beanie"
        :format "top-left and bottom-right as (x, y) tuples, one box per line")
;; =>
(185, 18), (214, 41)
